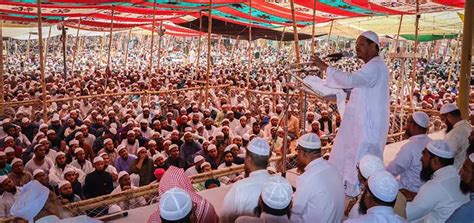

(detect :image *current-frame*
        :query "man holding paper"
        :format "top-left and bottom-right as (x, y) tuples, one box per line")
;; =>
(309, 31), (390, 197)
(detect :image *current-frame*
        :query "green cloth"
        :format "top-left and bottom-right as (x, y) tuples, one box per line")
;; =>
(401, 34), (458, 42)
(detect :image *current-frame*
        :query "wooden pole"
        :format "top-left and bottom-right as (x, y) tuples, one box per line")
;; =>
(43, 26), (52, 66)
(0, 17), (4, 115)
(311, 0), (317, 54)
(458, 0), (473, 119)
(247, 0), (253, 87)
(37, 0), (48, 122)
(390, 15), (404, 84)
(195, 12), (203, 80)
(279, 26), (286, 49)
(71, 18), (81, 74)
(156, 21), (163, 72)
(230, 35), (239, 60)
(447, 30), (462, 84)
(61, 21), (67, 80)
(124, 29), (132, 73)
(409, 1), (420, 109)
(149, 0), (157, 77)
(106, 6), (115, 72)
(205, 0), (213, 108)
(327, 20), (334, 51)
(289, 0), (301, 64)
(26, 33), (31, 62)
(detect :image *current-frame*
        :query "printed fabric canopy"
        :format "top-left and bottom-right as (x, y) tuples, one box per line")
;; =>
(0, 0), (466, 39)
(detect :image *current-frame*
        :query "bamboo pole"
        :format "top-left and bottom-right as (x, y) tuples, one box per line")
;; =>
(26, 32), (31, 62)
(71, 18), (81, 74)
(61, 21), (67, 80)
(458, 0), (473, 119)
(106, 6), (115, 73)
(149, 0), (157, 76)
(389, 15), (404, 86)
(195, 12), (203, 80)
(204, 0), (213, 108)
(289, 0), (300, 64)
(230, 35), (239, 60)
(37, 0), (48, 121)
(310, 0), (317, 54)
(124, 29), (132, 73)
(447, 30), (462, 84)
(43, 26), (52, 66)
(0, 17), (4, 115)
(409, 1), (420, 110)
(327, 20), (334, 51)
(97, 33), (105, 69)
(156, 21), (163, 72)
(279, 26), (286, 49)
(247, 0), (253, 87)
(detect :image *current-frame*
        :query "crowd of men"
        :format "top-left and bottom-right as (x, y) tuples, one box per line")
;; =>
(0, 34), (473, 222)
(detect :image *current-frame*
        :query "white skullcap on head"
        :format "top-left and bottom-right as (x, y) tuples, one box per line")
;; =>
(153, 153), (165, 162)
(104, 138), (113, 145)
(63, 167), (76, 175)
(10, 180), (49, 222)
(360, 31), (380, 47)
(169, 144), (179, 151)
(148, 140), (157, 145)
(368, 170), (398, 202)
(358, 154), (385, 179)
(297, 133), (321, 150)
(116, 145), (127, 153)
(4, 136), (13, 142)
(4, 147), (14, 153)
(412, 111), (430, 128)
(136, 147), (147, 155)
(11, 158), (23, 166)
(118, 171), (129, 180)
(93, 156), (104, 164)
(46, 129), (55, 135)
(21, 117), (29, 123)
(54, 152), (66, 160)
(0, 175), (8, 184)
(33, 169), (44, 177)
(127, 130), (135, 135)
(200, 162), (211, 169)
(426, 140), (455, 159)
(39, 123), (48, 129)
(440, 103), (458, 114)
(140, 119), (148, 124)
(69, 139), (79, 146)
(109, 127), (117, 135)
(74, 132), (83, 138)
(193, 155), (205, 163)
(58, 180), (70, 189)
(108, 204), (122, 214)
(224, 144), (237, 152)
(207, 144), (217, 151)
(261, 176), (293, 210)
(247, 137), (270, 156)
(38, 138), (48, 144)
(159, 187), (193, 221)
(74, 147), (84, 154)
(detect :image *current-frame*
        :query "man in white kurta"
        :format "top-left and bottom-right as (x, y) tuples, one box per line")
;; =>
(311, 31), (390, 196)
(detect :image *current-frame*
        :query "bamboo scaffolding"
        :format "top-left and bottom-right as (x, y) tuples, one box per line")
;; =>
(389, 15), (404, 129)
(279, 27), (286, 49)
(71, 18), (81, 74)
(124, 29), (132, 72)
(458, 0), (473, 119)
(327, 20), (334, 50)
(195, 12), (203, 80)
(247, 0), (253, 87)
(106, 6), (115, 76)
(447, 30), (462, 85)
(289, 0), (300, 64)
(204, 0), (213, 108)
(409, 1), (420, 110)
(156, 21), (163, 72)
(37, 0), (47, 121)
(26, 32), (31, 61)
(149, 0), (157, 76)
(230, 35), (239, 61)
(310, 0), (317, 54)
(43, 26), (52, 66)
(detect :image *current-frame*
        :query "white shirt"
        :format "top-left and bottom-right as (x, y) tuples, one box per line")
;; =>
(233, 124), (251, 138)
(291, 158), (345, 223)
(325, 56), (390, 196)
(445, 120), (472, 170)
(345, 206), (407, 223)
(386, 134), (432, 192)
(406, 165), (469, 222)
(220, 169), (270, 223)
(0, 187), (21, 218)
(70, 160), (94, 175)
(25, 157), (55, 176)
(185, 166), (199, 176)
(49, 164), (86, 186)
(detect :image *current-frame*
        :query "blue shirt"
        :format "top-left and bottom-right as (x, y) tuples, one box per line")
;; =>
(115, 155), (137, 173)
(0, 164), (11, 176)
(447, 193), (474, 223)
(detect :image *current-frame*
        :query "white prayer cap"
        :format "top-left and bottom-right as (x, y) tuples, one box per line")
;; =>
(136, 147), (147, 154)
(21, 117), (29, 123)
(11, 158), (23, 166)
(109, 127), (117, 135)
(169, 144), (179, 151)
(368, 170), (398, 202)
(297, 133), (321, 150)
(127, 130), (135, 136)
(261, 176), (293, 210)
(54, 152), (66, 160)
(4, 147), (15, 153)
(140, 119), (148, 124)
(63, 167), (76, 175)
(46, 129), (55, 135)
(247, 137), (270, 156)
(108, 204), (122, 214)
(200, 162), (211, 169)
(193, 155), (205, 163)
(39, 123), (48, 129)
(224, 144), (237, 152)
(270, 116), (279, 121)
(426, 140), (455, 159)
(470, 153), (474, 162)
(4, 136), (14, 142)
(116, 145), (127, 153)
(33, 169), (44, 177)
(152, 154), (165, 162)
(412, 111), (430, 128)
(38, 138), (48, 144)
(74, 132), (83, 138)
(159, 187), (193, 221)
(104, 138), (113, 145)
(440, 103), (458, 114)
(58, 180), (70, 189)
(93, 156), (104, 164)
(10, 180), (49, 221)
(207, 144), (217, 151)
(242, 134), (250, 141)
(0, 175), (8, 184)
(69, 139), (79, 146)
(360, 31), (380, 47)
(118, 171), (129, 180)
(74, 147), (84, 154)
(358, 154), (385, 179)
(163, 140), (172, 145)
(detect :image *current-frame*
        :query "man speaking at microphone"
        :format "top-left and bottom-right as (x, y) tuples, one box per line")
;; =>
(310, 31), (390, 197)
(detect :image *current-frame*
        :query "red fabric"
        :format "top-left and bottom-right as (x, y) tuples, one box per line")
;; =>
(147, 166), (219, 223)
